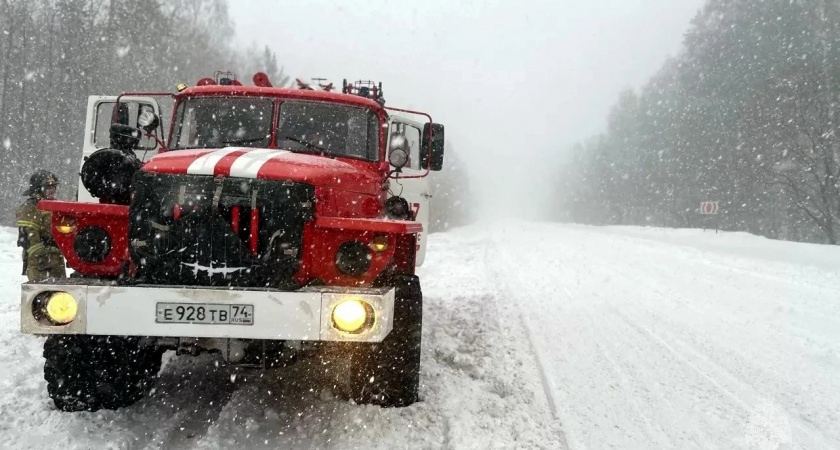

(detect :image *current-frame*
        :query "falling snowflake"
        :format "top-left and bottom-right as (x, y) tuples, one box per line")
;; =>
(2, 138), (10, 151)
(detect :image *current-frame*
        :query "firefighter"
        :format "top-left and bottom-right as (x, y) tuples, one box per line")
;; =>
(16, 170), (66, 281)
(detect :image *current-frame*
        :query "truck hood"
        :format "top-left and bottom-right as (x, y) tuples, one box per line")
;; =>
(143, 148), (381, 195)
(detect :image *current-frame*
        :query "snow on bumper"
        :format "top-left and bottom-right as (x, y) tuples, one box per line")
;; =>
(20, 279), (395, 342)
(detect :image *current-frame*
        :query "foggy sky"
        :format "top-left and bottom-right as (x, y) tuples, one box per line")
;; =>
(229, 0), (705, 220)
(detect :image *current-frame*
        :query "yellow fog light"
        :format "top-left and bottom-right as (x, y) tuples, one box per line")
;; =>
(369, 235), (389, 253)
(331, 299), (374, 333)
(56, 216), (77, 234)
(44, 292), (77, 325)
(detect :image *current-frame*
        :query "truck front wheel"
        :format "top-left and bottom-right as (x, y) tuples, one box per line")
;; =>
(341, 274), (423, 407)
(43, 335), (163, 412)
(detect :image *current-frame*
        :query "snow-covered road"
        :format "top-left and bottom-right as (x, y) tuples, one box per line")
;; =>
(1, 222), (839, 449)
(489, 223), (840, 450)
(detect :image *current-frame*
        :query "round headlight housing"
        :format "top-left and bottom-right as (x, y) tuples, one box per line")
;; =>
(74, 227), (111, 263)
(335, 241), (371, 276)
(388, 133), (410, 169)
(56, 216), (77, 234)
(137, 110), (159, 131)
(389, 148), (408, 169)
(384, 196), (412, 220)
(41, 292), (78, 325)
(331, 298), (375, 333)
(369, 235), (389, 253)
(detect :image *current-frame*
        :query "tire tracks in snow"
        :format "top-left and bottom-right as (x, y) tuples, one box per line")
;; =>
(488, 234), (678, 449)
(604, 244), (840, 425)
(581, 305), (676, 449)
(516, 312), (560, 420)
(595, 244), (840, 449)
(484, 222), (840, 449)
(483, 233), (571, 450)
(606, 303), (836, 450)
(139, 354), (238, 450)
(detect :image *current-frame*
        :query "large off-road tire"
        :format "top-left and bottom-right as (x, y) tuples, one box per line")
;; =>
(338, 274), (423, 407)
(43, 335), (163, 412)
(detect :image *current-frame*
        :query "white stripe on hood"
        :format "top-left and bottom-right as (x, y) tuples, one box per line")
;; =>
(186, 148), (242, 175)
(229, 149), (290, 178)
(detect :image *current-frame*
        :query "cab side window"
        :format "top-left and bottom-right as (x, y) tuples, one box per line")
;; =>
(391, 121), (422, 170)
(94, 101), (156, 150)
(404, 125), (421, 170)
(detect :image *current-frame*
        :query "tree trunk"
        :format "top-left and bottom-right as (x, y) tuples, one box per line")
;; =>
(0, 0), (14, 139)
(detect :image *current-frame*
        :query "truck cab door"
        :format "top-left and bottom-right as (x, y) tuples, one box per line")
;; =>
(387, 117), (431, 266)
(79, 96), (163, 202)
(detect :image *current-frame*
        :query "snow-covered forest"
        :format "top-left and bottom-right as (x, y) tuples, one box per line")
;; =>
(0, 0), (472, 232)
(557, 0), (840, 244)
(0, 0), (287, 218)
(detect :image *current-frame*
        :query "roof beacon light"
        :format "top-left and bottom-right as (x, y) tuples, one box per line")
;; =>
(253, 72), (273, 87)
(213, 71), (241, 86)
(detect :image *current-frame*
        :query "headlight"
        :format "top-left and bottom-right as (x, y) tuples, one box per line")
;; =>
(388, 133), (410, 169)
(56, 216), (77, 234)
(331, 298), (374, 333)
(335, 241), (371, 276)
(369, 235), (389, 253)
(137, 110), (159, 131)
(384, 196), (411, 220)
(389, 148), (408, 169)
(44, 292), (78, 325)
(74, 227), (111, 263)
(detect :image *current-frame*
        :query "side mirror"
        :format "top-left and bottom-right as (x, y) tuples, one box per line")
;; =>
(109, 123), (142, 151)
(421, 123), (445, 171)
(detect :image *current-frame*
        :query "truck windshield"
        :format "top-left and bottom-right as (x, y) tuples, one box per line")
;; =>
(171, 97), (273, 149)
(276, 101), (379, 161)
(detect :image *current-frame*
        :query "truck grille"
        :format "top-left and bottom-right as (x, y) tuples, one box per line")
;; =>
(129, 172), (314, 289)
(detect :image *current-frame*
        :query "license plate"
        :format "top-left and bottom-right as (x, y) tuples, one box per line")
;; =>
(155, 303), (254, 325)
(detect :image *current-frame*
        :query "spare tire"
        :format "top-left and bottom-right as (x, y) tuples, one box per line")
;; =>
(80, 148), (141, 204)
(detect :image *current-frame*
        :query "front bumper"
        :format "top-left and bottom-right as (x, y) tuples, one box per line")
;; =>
(21, 278), (394, 342)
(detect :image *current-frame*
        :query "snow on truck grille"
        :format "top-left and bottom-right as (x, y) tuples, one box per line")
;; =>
(128, 172), (314, 289)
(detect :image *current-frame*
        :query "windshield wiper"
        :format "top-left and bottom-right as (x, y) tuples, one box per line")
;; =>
(283, 136), (332, 155)
(223, 136), (268, 145)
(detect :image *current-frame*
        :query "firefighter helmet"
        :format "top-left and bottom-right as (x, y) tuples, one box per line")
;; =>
(23, 170), (60, 196)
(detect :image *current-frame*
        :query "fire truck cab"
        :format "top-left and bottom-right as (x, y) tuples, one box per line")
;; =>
(22, 73), (444, 412)
(78, 88), (435, 265)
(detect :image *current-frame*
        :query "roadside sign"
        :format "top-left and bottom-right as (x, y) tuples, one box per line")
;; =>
(700, 201), (719, 215)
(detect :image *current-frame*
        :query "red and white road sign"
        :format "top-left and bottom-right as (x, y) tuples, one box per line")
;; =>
(700, 201), (719, 215)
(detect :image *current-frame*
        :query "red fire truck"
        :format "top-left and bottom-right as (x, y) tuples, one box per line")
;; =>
(20, 72), (444, 411)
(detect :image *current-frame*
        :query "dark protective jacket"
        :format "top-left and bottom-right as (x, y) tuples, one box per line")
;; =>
(16, 197), (66, 281)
